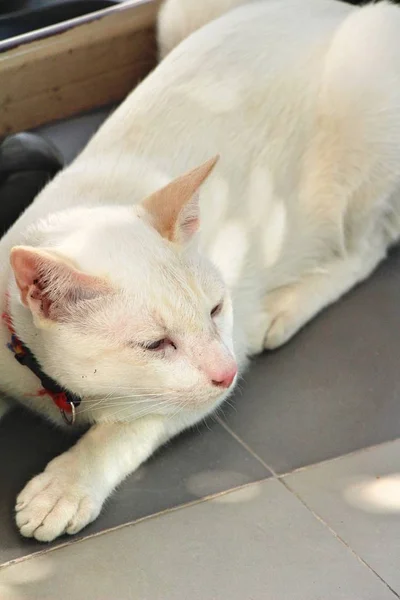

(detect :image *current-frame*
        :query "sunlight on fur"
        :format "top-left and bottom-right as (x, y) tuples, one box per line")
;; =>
(205, 176), (230, 224)
(262, 200), (287, 267)
(210, 221), (249, 287)
(248, 165), (275, 225)
(181, 73), (243, 113)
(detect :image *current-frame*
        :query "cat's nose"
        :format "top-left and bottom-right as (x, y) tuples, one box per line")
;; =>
(211, 366), (237, 389)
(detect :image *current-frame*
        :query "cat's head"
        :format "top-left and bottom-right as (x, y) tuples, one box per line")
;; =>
(9, 157), (237, 422)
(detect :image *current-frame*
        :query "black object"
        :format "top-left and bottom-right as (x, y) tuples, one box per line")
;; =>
(0, 1), (124, 42)
(0, 132), (64, 234)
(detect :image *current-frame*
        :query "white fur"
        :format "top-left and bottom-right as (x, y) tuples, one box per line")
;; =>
(1, 0), (400, 540)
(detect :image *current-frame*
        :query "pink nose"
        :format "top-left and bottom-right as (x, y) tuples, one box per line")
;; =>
(212, 367), (237, 389)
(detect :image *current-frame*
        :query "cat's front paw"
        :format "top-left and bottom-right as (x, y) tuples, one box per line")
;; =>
(263, 312), (296, 349)
(262, 287), (304, 350)
(15, 456), (102, 542)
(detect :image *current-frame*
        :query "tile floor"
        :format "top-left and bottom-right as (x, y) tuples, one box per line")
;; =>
(0, 109), (400, 599)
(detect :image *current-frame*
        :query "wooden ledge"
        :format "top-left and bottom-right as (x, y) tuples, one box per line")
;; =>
(0, 0), (161, 135)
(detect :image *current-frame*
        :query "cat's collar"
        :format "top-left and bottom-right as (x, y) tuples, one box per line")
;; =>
(2, 302), (80, 426)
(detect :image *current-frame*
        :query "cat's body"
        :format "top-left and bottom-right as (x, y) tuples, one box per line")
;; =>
(1, 0), (400, 541)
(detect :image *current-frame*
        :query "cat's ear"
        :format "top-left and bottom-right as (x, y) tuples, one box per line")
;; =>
(142, 155), (219, 244)
(10, 246), (109, 323)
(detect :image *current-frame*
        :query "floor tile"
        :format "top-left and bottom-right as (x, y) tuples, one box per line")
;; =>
(220, 247), (400, 473)
(0, 479), (395, 600)
(0, 407), (269, 565)
(285, 439), (400, 594)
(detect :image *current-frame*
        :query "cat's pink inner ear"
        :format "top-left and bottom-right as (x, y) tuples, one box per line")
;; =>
(10, 246), (109, 321)
(142, 155), (219, 243)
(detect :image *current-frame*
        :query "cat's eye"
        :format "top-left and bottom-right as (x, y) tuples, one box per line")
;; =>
(211, 302), (223, 317)
(146, 339), (167, 351)
(144, 338), (176, 351)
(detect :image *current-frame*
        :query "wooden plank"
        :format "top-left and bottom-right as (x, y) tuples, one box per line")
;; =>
(0, 0), (160, 135)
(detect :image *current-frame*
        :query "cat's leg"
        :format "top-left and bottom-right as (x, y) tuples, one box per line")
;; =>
(262, 237), (387, 350)
(15, 413), (195, 542)
(0, 396), (11, 421)
(259, 2), (400, 351)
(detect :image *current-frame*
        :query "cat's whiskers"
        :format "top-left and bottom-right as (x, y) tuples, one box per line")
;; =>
(85, 398), (174, 410)
(98, 400), (175, 421)
(76, 391), (114, 414)
(77, 396), (176, 417)
(85, 384), (171, 391)
(166, 397), (187, 421)
(77, 391), (177, 405)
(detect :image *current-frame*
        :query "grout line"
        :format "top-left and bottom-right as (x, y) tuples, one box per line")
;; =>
(0, 477), (272, 570)
(216, 416), (278, 477)
(278, 436), (400, 478)
(279, 477), (400, 599)
(215, 422), (400, 596)
(217, 421), (400, 481)
(4, 431), (399, 577)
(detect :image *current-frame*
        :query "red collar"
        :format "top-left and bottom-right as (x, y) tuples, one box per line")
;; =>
(2, 296), (80, 425)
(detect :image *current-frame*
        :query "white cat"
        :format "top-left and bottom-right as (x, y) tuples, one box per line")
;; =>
(1, 0), (399, 542)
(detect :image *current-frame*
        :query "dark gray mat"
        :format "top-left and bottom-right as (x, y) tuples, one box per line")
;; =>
(0, 408), (269, 564)
(221, 247), (400, 473)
